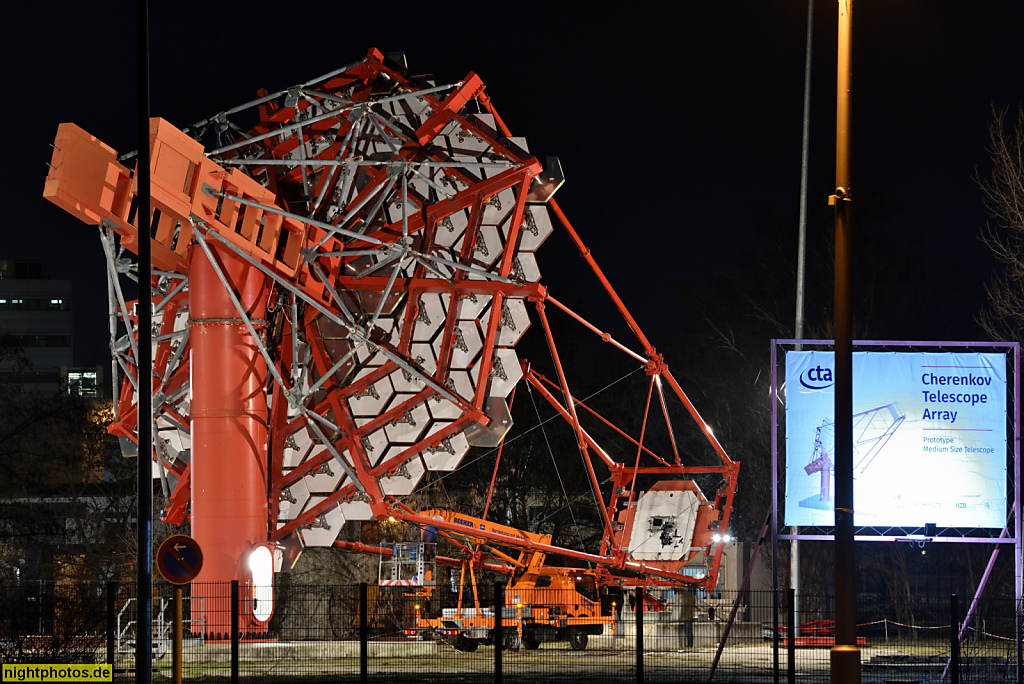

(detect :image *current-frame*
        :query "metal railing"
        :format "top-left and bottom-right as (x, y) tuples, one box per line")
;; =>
(114, 594), (204, 660)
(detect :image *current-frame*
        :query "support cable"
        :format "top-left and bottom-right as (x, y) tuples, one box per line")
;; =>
(654, 375), (683, 466)
(537, 303), (615, 542)
(625, 377), (657, 511)
(531, 370), (671, 468)
(412, 368), (642, 500)
(527, 382), (586, 551)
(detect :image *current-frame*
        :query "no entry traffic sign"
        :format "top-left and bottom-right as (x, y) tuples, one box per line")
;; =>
(156, 535), (204, 585)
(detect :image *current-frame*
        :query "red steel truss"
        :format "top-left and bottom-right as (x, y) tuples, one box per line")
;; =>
(43, 48), (738, 632)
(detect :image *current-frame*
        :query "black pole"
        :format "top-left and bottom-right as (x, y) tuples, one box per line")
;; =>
(359, 582), (368, 684)
(787, 587), (796, 684)
(709, 515), (773, 681)
(135, 0), (154, 682)
(173, 586), (182, 684)
(950, 593), (960, 684)
(231, 580), (239, 684)
(494, 583), (503, 684)
(636, 587), (644, 684)
(773, 586), (780, 684)
(106, 581), (116, 668)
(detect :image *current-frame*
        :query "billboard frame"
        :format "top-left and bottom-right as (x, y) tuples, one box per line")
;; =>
(770, 339), (1021, 641)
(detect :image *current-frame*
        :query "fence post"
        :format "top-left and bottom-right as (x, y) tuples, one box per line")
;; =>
(495, 582), (503, 684)
(360, 582), (368, 684)
(787, 588), (796, 684)
(230, 580), (239, 684)
(106, 581), (116, 667)
(1017, 595), (1022, 684)
(173, 586), (182, 684)
(773, 588), (780, 684)
(950, 593), (959, 684)
(636, 587), (644, 684)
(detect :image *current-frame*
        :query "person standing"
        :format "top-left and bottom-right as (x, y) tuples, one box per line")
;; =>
(680, 586), (697, 648)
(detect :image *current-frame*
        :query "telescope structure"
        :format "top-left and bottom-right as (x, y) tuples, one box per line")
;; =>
(43, 49), (739, 638)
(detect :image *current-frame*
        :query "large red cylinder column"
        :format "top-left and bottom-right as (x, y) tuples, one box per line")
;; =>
(188, 242), (271, 638)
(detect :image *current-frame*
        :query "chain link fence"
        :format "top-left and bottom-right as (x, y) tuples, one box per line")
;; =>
(1, 581), (1020, 682)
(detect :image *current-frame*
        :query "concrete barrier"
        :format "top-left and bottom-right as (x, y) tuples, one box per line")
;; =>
(607, 616), (763, 651)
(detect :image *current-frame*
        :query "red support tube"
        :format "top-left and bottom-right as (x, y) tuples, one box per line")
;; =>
(524, 369), (628, 471)
(625, 377), (657, 512)
(535, 302), (615, 546)
(548, 199), (657, 357)
(531, 369), (672, 468)
(654, 377), (683, 466)
(482, 386), (516, 521)
(189, 242), (272, 636)
(660, 368), (735, 468)
(546, 295), (647, 363)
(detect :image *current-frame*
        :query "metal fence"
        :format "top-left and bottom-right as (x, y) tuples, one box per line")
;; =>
(1, 581), (1020, 682)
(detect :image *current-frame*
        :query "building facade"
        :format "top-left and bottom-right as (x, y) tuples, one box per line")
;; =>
(0, 260), (73, 395)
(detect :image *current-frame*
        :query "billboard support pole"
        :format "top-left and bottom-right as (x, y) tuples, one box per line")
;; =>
(1015, 344), (1021, 684)
(770, 338), (779, 618)
(709, 512), (773, 682)
(941, 528), (1006, 682)
(791, 0), (814, 639)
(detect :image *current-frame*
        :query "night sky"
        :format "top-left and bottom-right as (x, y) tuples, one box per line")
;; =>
(7, 1), (1024, 367)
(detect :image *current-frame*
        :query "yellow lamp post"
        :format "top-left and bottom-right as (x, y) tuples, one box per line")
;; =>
(830, 1), (860, 683)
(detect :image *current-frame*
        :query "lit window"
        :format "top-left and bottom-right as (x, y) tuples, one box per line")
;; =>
(67, 370), (98, 397)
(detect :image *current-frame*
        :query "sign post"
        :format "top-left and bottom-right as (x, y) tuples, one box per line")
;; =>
(157, 535), (203, 684)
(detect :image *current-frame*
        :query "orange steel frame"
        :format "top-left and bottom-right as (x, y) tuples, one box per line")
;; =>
(43, 50), (739, 622)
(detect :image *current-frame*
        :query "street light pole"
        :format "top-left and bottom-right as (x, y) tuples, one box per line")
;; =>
(135, 2), (154, 683)
(830, 1), (860, 682)
(792, 0), (815, 640)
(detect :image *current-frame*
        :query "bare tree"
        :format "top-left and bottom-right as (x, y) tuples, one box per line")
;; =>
(977, 104), (1024, 340)
(0, 334), (134, 582)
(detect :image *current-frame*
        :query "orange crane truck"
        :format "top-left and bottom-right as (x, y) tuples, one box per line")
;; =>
(386, 509), (617, 651)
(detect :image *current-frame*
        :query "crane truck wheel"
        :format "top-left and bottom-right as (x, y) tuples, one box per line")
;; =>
(503, 632), (522, 651)
(569, 629), (588, 651)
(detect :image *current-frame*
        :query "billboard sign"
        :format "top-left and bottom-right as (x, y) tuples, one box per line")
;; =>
(784, 351), (1007, 528)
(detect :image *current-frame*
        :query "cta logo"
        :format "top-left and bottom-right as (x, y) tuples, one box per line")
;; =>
(799, 365), (834, 390)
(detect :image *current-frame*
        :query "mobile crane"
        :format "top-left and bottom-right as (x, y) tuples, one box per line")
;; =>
(43, 49), (739, 637)
(384, 509), (616, 651)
